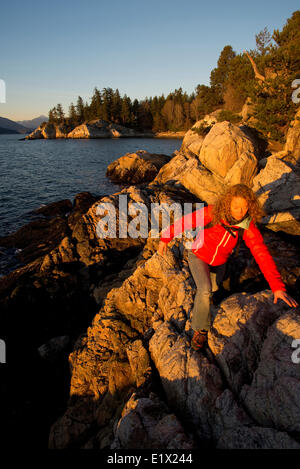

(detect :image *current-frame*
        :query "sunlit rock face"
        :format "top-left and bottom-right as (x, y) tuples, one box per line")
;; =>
(252, 155), (300, 235)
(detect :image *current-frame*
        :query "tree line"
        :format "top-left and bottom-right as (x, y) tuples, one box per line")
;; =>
(47, 10), (300, 141)
(48, 87), (202, 132)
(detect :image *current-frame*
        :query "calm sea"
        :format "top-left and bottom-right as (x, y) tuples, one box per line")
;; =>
(0, 134), (182, 238)
(0, 134), (181, 275)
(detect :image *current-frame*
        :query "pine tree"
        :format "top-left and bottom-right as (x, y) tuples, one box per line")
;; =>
(223, 53), (254, 111)
(90, 87), (102, 120)
(136, 100), (153, 130)
(83, 101), (91, 122)
(210, 45), (236, 99)
(68, 102), (78, 127)
(255, 27), (272, 56)
(120, 95), (132, 126)
(111, 89), (122, 123)
(102, 88), (113, 122)
(56, 103), (65, 125)
(48, 108), (55, 124)
(249, 10), (300, 141)
(191, 85), (221, 120)
(76, 96), (85, 124)
(161, 100), (175, 130)
(131, 99), (140, 128)
(51, 106), (60, 125)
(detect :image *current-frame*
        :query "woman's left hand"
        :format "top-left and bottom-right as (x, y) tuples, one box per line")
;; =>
(274, 290), (299, 308)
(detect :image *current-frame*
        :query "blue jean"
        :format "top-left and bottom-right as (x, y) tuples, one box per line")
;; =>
(187, 250), (226, 332)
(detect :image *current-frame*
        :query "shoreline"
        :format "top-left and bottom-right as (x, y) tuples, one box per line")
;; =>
(154, 131), (185, 138)
(23, 132), (185, 141)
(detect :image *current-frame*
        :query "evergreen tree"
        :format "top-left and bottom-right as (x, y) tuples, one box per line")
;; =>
(76, 96), (85, 124)
(131, 99), (140, 128)
(51, 106), (60, 125)
(111, 89), (122, 123)
(183, 102), (193, 130)
(48, 108), (55, 124)
(249, 10), (300, 141)
(174, 103), (184, 130)
(83, 101), (91, 122)
(68, 102), (78, 127)
(210, 45), (236, 99)
(56, 103), (65, 125)
(90, 87), (102, 120)
(137, 99), (153, 130)
(255, 27), (272, 56)
(191, 85), (221, 120)
(152, 112), (167, 132)
(161, 99), (175, 130)
(102, 88), (113, 121)
(121, 95), (133, 126)
(223, 53), (254, 111)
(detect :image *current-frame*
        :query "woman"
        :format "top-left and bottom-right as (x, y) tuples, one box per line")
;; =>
(158, 184), (298, 351)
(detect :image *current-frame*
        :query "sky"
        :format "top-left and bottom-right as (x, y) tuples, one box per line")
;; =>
(0, 0), (299, 121)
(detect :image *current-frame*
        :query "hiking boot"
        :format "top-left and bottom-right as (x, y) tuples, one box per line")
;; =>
(191, 330), (208, 351)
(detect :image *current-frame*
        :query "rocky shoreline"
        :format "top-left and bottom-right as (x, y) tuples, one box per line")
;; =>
(1, 111), (300, 449)
(25, 119), (185, 140)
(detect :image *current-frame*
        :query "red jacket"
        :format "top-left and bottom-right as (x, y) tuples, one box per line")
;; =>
(160, 204), (285, 293)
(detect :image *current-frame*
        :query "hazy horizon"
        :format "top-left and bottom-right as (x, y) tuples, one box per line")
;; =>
(1, 0), (299, 121)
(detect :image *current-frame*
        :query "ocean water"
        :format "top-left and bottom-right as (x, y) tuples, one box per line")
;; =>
(0, 134), (182, 238)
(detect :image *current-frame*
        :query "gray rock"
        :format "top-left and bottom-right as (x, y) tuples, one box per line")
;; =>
(208, 290), (284, 394)
(38, 335), (70, 361)
(217, 425), (300, 449)
(252, 154), (300, 235)
(106, 150), (171, 184)
(112, 392), (194, 449)
(149, 321), (224, 441)
(241, 310), (300, 438)
(199, 121), (258, 181)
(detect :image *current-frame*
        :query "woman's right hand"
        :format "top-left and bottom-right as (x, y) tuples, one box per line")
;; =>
(158, 240), (168, 256)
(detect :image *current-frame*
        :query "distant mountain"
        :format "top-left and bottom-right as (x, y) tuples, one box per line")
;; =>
(0, 117), (30, 134)
(17, 115), (48, 130)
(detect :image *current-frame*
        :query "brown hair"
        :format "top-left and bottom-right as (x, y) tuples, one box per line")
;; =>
(211, 184), (264, 225)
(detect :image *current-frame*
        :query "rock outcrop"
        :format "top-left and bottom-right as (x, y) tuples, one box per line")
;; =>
(176, 116), (300, 237)
(247, 107), (300, 236)
(180, 111), (221, 156)
(111, 392), (194, 450)
(26, 120), (154, 140)
(198, 121), (258, 183)
(241, 309), (300, 438)
(48, 238), (300, 449)
(151, 151), (225, 205)
(285, 108), (300, 162)
(252, 154), (300, 235)
(26, 122), (71, 139)
(152, 121), (259, 205)
(106, 150), (171, 184)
